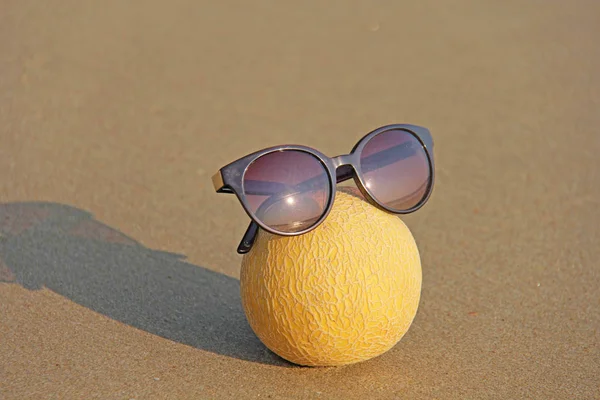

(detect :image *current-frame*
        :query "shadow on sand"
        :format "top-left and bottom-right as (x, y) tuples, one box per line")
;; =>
(0, 202), (291, 367)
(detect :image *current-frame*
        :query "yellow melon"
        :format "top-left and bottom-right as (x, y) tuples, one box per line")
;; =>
(240, 187), (422, 366)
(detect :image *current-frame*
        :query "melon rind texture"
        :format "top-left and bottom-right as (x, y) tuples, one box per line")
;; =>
(240, 188), (422, 366)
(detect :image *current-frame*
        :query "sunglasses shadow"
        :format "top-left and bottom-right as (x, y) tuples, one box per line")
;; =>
(0, 202), (293, 367)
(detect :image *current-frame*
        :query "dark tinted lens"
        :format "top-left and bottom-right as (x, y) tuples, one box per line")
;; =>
(243, 150), (331, 233)
(359, 129), (431, 211)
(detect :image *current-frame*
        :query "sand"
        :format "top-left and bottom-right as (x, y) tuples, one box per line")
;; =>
(1, 1), (599, 398)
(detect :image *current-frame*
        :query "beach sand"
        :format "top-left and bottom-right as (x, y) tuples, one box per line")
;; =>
(1, 1), (599, 398)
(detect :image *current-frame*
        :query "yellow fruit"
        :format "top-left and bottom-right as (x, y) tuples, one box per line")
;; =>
(240, 187), (422, 366)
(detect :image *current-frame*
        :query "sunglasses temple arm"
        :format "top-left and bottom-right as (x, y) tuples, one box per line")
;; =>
(237, 220), (259, 254)
(336, 165), (354, 183)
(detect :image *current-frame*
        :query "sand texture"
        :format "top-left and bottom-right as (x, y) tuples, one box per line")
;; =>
(1, 1), (599, 398)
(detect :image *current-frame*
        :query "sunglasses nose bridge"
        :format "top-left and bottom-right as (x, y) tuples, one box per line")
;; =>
(331, 154), (354, 169)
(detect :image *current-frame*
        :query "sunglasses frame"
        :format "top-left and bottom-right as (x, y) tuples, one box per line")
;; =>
(212, 124), (435, 253)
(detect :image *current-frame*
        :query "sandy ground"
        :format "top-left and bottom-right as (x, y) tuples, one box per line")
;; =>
(1, 1), (599, 398)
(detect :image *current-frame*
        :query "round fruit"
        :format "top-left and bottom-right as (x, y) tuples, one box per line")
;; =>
(240, 188), (422, 366)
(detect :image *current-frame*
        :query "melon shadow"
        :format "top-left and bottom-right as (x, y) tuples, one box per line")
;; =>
(0, 202), (290, 367)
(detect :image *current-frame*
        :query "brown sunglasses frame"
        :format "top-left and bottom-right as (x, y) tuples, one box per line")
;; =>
(212, 124), (435, 253)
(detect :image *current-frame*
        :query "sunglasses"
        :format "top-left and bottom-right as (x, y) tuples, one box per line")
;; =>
(212, 124), (435, 254)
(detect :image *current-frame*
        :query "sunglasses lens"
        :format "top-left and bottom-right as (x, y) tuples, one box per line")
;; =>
(360, 129), (431, 211)
(243, 150), (331, 233)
